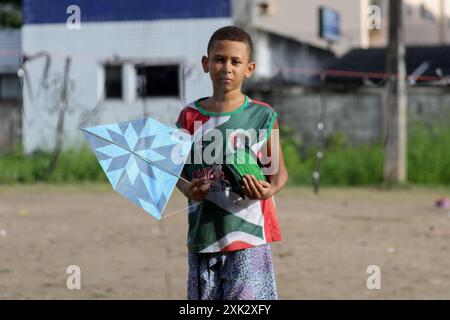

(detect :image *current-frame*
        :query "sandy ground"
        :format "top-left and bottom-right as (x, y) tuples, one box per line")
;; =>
(0, 183), (450, 299)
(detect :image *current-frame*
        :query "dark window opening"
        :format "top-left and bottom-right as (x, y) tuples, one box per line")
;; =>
(104, 65), (122, 99)
(0, 75), (21, 100)
(136, 65), (179, 97)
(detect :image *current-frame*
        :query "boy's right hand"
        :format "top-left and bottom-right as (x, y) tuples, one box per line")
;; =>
(182, 178), (212, 201)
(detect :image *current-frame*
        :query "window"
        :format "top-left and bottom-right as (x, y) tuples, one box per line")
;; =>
(104, 65), (122, 99)
(135, 65), (180, 97)
(420, 4), (434, 21)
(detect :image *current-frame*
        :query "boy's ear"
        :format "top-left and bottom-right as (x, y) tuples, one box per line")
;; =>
(201, 55), (209, 73)
(245, 62), (256, 78)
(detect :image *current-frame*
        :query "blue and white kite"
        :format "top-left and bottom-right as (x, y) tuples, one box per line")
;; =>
(81, 117), (192, 220)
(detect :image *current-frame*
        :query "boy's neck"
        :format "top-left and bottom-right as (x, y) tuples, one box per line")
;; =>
(206, 89), (246, 113)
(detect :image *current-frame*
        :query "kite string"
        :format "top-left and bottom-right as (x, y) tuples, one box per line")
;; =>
(161, 201), (200, 219)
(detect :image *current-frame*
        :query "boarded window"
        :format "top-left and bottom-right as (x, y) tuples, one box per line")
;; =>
(105, 65), (122, 99)
(136, 65), (179, 97)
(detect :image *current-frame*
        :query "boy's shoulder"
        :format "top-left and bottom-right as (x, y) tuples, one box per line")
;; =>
(175, 100), (208, 133)
(177, 100), (197, 116)
(247, 97), (273, 109)
(246, 98), (277, 120)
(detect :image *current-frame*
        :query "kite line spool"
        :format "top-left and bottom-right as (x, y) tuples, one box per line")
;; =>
(223, 145), (268, 199)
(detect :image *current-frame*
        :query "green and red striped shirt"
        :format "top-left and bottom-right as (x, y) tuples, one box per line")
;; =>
(176, 95), (282, 253)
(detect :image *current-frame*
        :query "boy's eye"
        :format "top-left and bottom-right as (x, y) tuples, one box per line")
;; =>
(213, 57), (241, 65)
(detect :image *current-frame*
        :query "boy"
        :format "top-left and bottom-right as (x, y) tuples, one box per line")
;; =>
(175, 26), (288, 300)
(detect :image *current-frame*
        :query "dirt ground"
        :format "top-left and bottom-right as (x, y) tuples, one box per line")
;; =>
(0, 183), (450, 299)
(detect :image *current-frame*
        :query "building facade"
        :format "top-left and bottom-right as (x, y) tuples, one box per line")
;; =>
(369, 0), (450, 47)
(21, 0), (338, 153)
(21, 0), (232, 152)
(0, 29), (21, 153)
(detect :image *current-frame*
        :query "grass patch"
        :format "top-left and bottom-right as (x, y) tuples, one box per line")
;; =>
(0, 123), (449, 186)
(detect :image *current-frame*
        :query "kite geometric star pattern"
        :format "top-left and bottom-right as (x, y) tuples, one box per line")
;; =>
(81, 117), (192, 220)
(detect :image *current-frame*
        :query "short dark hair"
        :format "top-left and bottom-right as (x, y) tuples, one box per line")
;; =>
(207, 26), (253, 61)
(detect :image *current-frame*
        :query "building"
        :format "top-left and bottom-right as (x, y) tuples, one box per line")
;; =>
(21, 0), (232, 153)
(239, 0), (372, 56)
(21, 0), (336, 153)
(243, 1), (450, 150)
(369, 0), (450, 47)
(246, 0), (450, 52)
(0, 29), (21, 153)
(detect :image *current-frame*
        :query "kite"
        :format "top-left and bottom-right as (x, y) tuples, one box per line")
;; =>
(81, 117), (192, 220)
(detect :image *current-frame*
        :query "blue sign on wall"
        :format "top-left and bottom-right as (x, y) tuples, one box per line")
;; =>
(318, 7), (341, 43)
(23, 0), (231, 24)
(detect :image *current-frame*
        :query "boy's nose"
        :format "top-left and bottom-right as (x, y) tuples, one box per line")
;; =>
(223, 60), (233, 72)
(222, 67), (232, 75)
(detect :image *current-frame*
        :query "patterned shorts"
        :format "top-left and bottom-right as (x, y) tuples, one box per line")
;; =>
(187, 244), (278, 300)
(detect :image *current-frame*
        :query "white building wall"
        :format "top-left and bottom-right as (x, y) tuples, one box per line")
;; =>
(21, 18), (232, 153)
(369, 0), (450, 47)
(250, 0), (370, 56)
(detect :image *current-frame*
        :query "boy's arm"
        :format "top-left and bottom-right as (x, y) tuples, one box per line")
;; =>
(176, 167), (212, 201)
(176, 167), (190, 195)
(266, 119), (289, 195)
(242, 120), (289, 199)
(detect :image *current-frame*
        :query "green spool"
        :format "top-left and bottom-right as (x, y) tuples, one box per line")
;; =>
(230, 148), (267, 181)
(223, 146), (268, 199)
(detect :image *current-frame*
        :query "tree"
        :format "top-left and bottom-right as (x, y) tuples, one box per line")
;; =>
(0, 0), (22, 28)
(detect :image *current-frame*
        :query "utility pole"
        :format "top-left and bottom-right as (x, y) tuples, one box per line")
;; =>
(439, 0), (446, 45)
(384, 0), (407, 183)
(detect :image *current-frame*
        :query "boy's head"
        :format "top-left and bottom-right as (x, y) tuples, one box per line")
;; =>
(202, 26), (255, 93)
(207, 26), (253, 61)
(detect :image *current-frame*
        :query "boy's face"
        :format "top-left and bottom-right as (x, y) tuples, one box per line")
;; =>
(202, 40), (255, 94)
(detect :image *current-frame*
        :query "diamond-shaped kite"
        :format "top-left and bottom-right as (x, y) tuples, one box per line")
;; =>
(81, 117), (192, 220)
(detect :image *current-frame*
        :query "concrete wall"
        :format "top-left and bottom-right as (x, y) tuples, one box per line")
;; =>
(248, 86), (450, 150)
(0, 100), (21, 153)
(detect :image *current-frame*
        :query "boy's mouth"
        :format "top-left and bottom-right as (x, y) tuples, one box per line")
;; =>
(219, 77), (232, 83)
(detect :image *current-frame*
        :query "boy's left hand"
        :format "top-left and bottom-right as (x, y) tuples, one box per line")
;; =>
(242, 174), (273, 200)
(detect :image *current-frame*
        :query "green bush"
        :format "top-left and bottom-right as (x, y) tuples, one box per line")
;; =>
(407, 123), (450, 185)
(279, 126), (310, 185)
(0, 146), (107, 184)
(280, 123), (449, 186)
